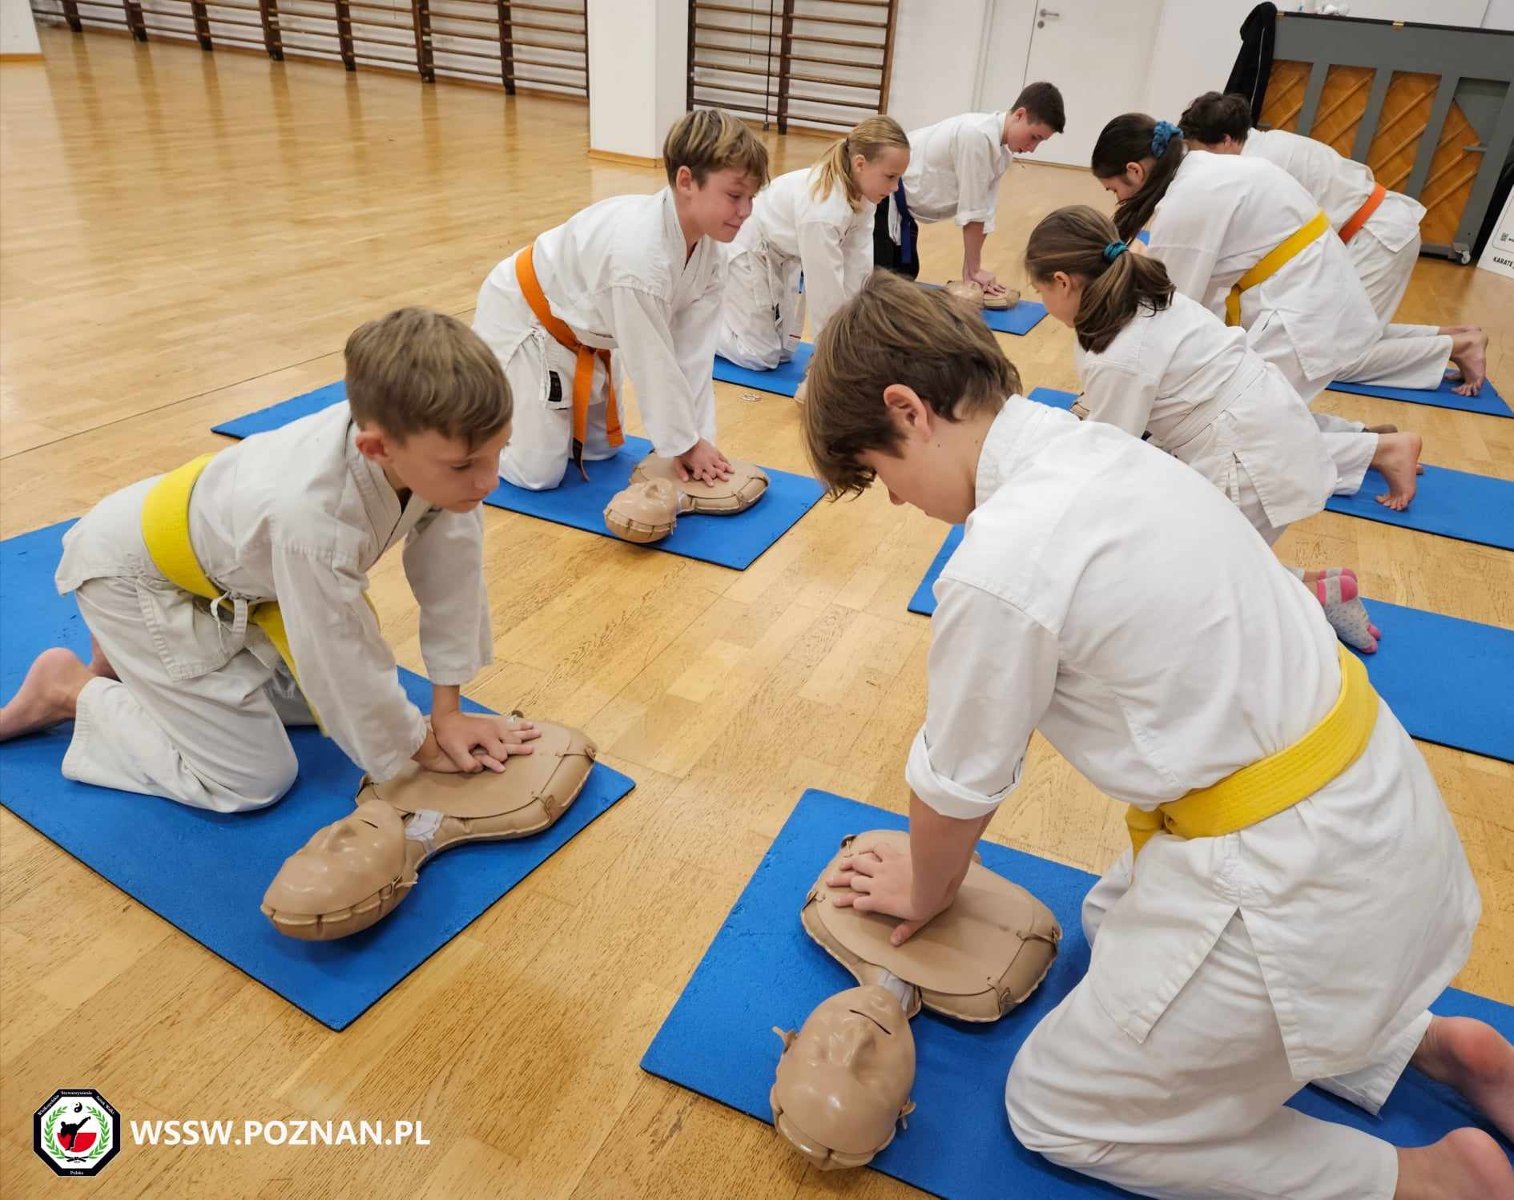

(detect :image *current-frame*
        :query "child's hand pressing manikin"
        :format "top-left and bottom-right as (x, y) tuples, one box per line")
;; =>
(419, 712), (540, 774)
(677, 438), (733, 485)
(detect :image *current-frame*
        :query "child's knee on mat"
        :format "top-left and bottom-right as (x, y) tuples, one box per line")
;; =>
(1004, 1056), (1112, 1169)
(499, 446), (568, 492)
(203, 746), (299, 813)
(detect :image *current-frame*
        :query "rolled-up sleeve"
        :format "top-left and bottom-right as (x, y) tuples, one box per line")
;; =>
(954, 132), (1004, 232)
(906, 576), (1059, 819)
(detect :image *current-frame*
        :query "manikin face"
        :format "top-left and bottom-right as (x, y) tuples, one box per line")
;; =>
(1098, 159), (1148, 201)
(856, 386), (979, 525)
(1030, 270), (1083, 329)
(675, 165), (762, 243)
(851, 145), (910, 205)
(357, 423), (510, 513)
(1003, 108), (1057, 154)
(266, 802), (399, 913)
(772, 985), (915, 1164)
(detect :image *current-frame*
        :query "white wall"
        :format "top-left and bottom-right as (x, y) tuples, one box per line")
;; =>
(587, 0), (686, 159)
(886, 0), (992, 131)
(2, 0), (42, 56)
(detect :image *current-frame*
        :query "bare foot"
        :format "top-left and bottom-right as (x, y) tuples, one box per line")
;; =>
(1395, 1129), (1514, 1199)
(1449, 328), (1487, 397)
(1411, 1016), (1514, 1141)
(0, 648), (94, 741)
(1372, 432), (1422, 511)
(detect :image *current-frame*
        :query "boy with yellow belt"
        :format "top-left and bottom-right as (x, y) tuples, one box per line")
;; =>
(472, 109), (769, 492)
(0, 309), (536, 812)
(805, 273), (1512, 1200)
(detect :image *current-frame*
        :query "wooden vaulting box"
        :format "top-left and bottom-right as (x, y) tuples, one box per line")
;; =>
(1258, 13), (1514, 261)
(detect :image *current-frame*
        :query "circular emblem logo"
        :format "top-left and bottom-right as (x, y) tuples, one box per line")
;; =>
(33, 1089), (120, 1177)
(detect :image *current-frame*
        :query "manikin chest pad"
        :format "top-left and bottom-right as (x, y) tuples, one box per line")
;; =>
(603, 454), (768, 544)
(943, 278), (1020, 311)
(261, 720), (595, 941)
(801, 830), (1062, 1022)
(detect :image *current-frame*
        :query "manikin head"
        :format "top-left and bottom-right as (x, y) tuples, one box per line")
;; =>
(1002, 80), (1065, 154)
(771, 985), (916, 1169)
(346, 308), (512, 513)
(801, 271), (1022, 525)
(664, 109), (770, 247)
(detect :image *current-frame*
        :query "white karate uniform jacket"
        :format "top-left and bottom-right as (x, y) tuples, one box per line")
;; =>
(717, 165), (874, 370)
(56, 401), (492, 810)
(473, 188), (724, 488)
(913, 399), (1478, 1197)
(1147, 151), (1380, 402)
(901, 111), (1012, 231)
(1077, 291), (1335, 540)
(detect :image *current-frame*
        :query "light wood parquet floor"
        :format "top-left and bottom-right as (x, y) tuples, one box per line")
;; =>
(1, 28), (1511, 1200)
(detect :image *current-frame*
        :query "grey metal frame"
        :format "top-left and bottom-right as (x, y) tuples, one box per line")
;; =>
(1271, 12), (1514, 261)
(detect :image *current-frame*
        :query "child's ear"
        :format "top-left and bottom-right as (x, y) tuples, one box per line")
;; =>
(674, 164), (695, 192)
(353, 426), (392, 463)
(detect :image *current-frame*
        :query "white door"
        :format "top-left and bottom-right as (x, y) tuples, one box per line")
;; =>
(974, 0), (1163, 170)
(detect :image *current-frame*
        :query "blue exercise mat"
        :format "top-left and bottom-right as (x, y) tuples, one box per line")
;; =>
(1327, 375), (1511, 419)
(0, 522), (637, 1030)
(213, 383), (826, 571)
(907, 534), (1512, 762)
(921, 284), (1049, 335)
(713, 343), (812, 397)
(1325, 463), (1514, 551)
(642, 789), (1513, 1200)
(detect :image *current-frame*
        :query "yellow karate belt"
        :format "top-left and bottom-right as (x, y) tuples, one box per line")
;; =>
(1224, 209), (1331, 327)
(140, 452), (345, 730)
(1127, 645), (1377, 857)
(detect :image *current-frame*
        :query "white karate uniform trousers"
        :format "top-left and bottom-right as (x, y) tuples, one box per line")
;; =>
(64, 574), (316, 813)
(1337, 231), (1452, 389)
(716, 242), (804, 371)
(1005, 853), (1426, 1200)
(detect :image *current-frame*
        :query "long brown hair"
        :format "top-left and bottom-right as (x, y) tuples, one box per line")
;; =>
(1180, 92), (1253, 146)
(1024, 205), (1175, 354)
(1090, 113), (1186, 242)
(810, 115), (909, 211)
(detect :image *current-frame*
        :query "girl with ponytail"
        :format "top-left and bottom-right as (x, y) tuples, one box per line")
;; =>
(717, 115), (909, 374)
(1089, 112), (1423, 514)
(1027, 205), (1410, 651)
(1181, 90), (1488, 397)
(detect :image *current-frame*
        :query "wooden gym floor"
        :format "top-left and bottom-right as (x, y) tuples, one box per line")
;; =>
(1, 27), (1510, 1200)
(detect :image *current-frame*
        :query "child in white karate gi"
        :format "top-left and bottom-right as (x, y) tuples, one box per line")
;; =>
(802, 271), (1513, 1200)
(473, 109), (769, 492)
(1092, 113), (1424, 512)
(0, 310), (535, 813)
(873, 81), (1064, 295)
(1180, 91), (1488, 396)
(717, 115), (909, 371)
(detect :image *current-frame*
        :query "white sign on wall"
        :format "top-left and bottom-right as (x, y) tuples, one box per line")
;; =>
(1476, 188), (1514, 281)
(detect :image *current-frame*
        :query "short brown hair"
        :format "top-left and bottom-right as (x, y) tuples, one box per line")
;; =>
(663, 108), (770, 188)
(1025, 204), (1174, 354)
(1179, 91), (1252, 146)
(1013, 81), (1065, 134)
(345, 308), (511, 449)
(802, 272), (1022, 498)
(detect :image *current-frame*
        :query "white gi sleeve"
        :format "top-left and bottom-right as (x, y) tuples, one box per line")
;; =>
(840, 215), (874, 299)
(402, 506), (492, 687)
(670, 270), (723, 448)
(272, 546), (429, 782)
(609, 284), (704, 458)
(1148, 227), (1221, 312)
(1080, 359), (1159, 439)
(906, 577), (1059, 819)
(796, 218), (851, 337)
(953, 131), (1003, 232)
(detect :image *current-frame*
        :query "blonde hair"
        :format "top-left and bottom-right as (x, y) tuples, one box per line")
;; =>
(802, 272), (1022, 498)
(810, 114), (909, 211)
(663, 108), (770, 188)
(345, 308), (511, 450)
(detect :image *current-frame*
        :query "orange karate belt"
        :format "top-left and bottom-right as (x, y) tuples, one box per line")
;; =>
(1339, 183), (1387, 244)
(514, 241), (623, 478)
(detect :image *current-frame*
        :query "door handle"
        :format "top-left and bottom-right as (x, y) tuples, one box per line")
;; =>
(1039, 7), (1061, 16)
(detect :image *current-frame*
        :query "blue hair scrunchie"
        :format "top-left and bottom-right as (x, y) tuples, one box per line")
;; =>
(1103, 240), (1127, 263)
(1150, 119), (1181, 158)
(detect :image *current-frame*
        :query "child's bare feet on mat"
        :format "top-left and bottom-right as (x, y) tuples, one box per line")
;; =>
(1449, 328), (1488, 397)
(1372, 432), (1422, 511)
(1411, 1016), (1514, 1141)
(0, 648), (94, 741)
(1395, 1128), (1514, 1199)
